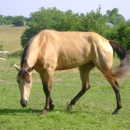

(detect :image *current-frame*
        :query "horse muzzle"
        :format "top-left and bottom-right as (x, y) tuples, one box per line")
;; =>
(20, 99), (28, 107)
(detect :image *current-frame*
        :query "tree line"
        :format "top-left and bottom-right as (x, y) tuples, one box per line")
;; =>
(1, 6), (130, 50)
(0, 15), (30, 26)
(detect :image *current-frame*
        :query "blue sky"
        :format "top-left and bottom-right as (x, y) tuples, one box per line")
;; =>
(0, 0), (129, 20)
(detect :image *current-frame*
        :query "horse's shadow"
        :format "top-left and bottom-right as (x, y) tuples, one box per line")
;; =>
(0, 108), (41, 115)
(0, 108), (80, 115)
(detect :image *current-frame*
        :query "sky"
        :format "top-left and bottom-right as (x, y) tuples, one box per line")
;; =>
(0, 0), (130, 20)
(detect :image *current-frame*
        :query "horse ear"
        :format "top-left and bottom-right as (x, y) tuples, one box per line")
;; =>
(14, 64), (20, 71)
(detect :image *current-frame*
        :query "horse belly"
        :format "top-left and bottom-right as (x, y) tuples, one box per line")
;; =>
(56, 55), (90, 70)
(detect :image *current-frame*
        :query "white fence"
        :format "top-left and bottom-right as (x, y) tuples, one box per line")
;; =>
(0, 51), (8, 59)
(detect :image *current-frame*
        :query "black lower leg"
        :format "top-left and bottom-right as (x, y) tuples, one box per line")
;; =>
(50, 98), (55, 110)
(112, 81), (122, 114)
(69, 89), (86, 106)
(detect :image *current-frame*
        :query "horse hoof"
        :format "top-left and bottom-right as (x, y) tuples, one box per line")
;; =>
(50, 104), (55, 110)
(67, 105), (73, 112)
(112, 109), (120, 115)
(41, 109), (48, 114)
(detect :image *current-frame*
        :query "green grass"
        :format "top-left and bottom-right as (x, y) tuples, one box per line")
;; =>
(0, 58), (130, 130)
(0, 25), (27, 53)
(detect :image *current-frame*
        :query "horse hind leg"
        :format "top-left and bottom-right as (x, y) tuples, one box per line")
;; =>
(68, 63), (95, 111)
(107, 79), (122, 114)
(99, 67), (122, 114)
(92, 53), (122, 114)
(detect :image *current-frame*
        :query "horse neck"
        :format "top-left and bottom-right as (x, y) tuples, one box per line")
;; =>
(25, 37), (40, 69)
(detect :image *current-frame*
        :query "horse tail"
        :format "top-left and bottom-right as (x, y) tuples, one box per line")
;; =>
(109, 40), (130, 79)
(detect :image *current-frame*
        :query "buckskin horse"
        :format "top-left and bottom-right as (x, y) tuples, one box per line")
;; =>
(14, 30), (129, 114)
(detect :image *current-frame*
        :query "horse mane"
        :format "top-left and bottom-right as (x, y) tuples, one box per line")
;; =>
(19, 36), (36, 82)
(21, 36), (35, 68)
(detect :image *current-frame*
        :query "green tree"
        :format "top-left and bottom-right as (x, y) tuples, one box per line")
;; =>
(79, 6), (110, 37)
(106, 26), (118, 41)
(116, 22), (130, 50)
(104, 8), (125, 25)
(58, 10), (81, 31)
(0, 14), (5, 24)
(4, 15), (14, 24)
(29, 7), (63, 31)
(13, 16), (26, 26)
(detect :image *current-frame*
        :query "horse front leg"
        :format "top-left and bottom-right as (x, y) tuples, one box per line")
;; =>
(41, 82), (55, 114)
(68, 63), (94, 112)
(40, 69), (55, 114)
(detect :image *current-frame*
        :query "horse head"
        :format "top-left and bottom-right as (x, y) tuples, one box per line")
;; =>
(14, 64), (32, 107)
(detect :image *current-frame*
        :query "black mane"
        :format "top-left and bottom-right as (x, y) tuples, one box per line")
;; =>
(21, 35), (36, 67)
(19, 36), (35, 81)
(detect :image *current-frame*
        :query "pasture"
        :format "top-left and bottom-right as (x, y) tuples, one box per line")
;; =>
(0, 25), (27, 53)
(0, 26), (130, 130)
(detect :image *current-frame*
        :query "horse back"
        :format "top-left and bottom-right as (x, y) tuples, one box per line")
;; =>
(36, 30), (113, 70)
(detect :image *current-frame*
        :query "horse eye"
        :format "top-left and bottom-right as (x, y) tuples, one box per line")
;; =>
(27, 80), (31, 84)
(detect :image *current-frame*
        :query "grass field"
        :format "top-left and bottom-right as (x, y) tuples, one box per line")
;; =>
(0, 25), (27, 53)
(0, 26), (130, 130)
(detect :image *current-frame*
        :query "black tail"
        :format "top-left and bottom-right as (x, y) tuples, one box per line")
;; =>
(109, 40), (130, 79)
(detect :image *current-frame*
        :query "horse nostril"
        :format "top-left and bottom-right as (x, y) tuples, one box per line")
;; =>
(25, 101), (28, 106)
